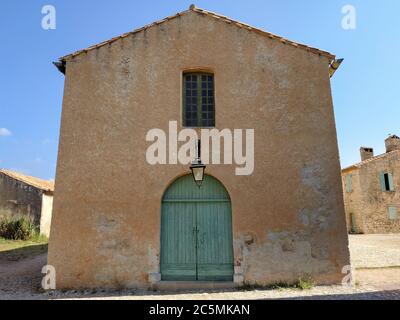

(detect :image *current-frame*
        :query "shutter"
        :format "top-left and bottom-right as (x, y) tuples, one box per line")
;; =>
(388, 207), (398, 220)
(388, 173), (395, 191)
(379, 172), (386, 191)
(345, 175), (352, 193)
(350, 213), (357, 233)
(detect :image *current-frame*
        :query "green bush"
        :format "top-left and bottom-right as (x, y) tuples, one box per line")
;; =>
(297, 278), (314, 290)
(0, 215), (38, 240)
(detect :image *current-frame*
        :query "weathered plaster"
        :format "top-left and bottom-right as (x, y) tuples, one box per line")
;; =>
(0, 173), (41, 224)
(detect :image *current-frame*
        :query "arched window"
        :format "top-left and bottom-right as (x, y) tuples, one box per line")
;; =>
(183, 72), (215, 127)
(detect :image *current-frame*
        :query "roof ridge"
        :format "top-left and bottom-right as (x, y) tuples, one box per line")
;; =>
(58, 5), (335, 62)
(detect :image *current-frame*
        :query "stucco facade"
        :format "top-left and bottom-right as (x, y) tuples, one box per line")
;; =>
(49, 6), (350, 289)
(342, 136), (400, 234)
(0, 169), (54, 236)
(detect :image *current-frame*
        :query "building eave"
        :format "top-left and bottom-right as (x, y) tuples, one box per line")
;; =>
(341, 166), (358, 174)
(53, 61), (66, 75)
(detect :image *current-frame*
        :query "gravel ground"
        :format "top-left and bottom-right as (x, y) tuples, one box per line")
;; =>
(40, 285), (400, 300)
(1, 234), (400, 300)
(349, 234), (400, 268)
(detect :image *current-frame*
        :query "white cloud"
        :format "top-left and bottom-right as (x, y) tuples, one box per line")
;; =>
(0, 128), (12, 136)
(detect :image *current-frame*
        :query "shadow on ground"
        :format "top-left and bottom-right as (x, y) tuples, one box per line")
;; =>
(275, 290), (400, 300)
(0, 243), (48, 262)
(38, 288), (400, 300)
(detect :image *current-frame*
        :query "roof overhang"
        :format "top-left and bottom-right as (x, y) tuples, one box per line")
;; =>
(53, 61), (66, 75)
(329, 58), (344, 78)
(341, 165), (358, 174)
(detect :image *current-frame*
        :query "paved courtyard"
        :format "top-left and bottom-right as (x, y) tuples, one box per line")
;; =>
(1, 234), (400, 300)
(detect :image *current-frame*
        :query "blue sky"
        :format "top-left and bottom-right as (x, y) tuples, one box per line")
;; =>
(0, 0), (399, 180)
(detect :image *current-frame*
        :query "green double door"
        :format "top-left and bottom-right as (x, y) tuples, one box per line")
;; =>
(161, 175), (234, 281)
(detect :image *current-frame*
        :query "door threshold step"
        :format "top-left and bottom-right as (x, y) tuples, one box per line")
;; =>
(154, 281), (237, 292)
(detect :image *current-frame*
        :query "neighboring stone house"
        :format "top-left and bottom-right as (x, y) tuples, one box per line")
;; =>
(49, 6), (350, 289)
(342, 135), (400, 234)
(0, 169), (54, 237)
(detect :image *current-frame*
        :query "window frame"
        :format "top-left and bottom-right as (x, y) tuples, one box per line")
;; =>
(182, 72), (215, 128)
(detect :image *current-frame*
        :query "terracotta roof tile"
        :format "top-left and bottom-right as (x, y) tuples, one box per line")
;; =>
(0, 169), (54, 193)
(59, 5), (335, 62)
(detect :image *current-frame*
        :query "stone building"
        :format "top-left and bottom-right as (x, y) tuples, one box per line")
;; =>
(49, 6), (350, 289)
(0, 169), (54, 237)
(342, 135), (400, 234)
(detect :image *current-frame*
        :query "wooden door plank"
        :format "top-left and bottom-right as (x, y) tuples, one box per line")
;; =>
(161, 202), (197, 280)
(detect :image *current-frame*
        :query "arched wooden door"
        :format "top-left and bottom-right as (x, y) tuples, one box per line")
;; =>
(161, 174), (234, 281)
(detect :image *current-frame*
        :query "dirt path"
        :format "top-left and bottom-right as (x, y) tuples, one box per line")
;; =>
(1, 253), (399, 300)
(355, 268), (400, 291)
(0, 253), (46, 300)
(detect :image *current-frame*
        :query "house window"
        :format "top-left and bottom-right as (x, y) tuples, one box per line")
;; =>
(345, 175), (353, 193)
(388, 206), (398, 220)
(183, 73), (215, 127)
(380, 172), (395, 192)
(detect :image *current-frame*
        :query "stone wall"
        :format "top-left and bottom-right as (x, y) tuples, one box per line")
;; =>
(342, 150), (400, 234)
(0, 173), (43, 225)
